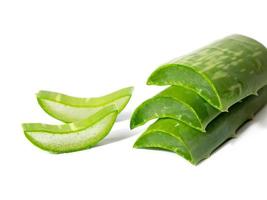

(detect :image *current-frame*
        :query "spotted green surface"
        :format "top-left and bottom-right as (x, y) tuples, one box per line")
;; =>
(130, 85), (219, 132)
(22, 105), (118, 153)
(134, 86), (267, 165)
(147, 35), (267, 110)
(37, 87), (133, 122)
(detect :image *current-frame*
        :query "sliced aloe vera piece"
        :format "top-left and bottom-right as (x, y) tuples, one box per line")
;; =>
(22, 105), (118, 153)
(147, 34), (267, 111)
(37, 87), (133, 122)
(134, 86), (267, 165)
(130, 85), (219, 132)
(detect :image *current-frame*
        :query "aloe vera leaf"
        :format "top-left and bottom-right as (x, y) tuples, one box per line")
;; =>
(37, 87), (133, 123)
(130, 85), (219, 132)
(134, 86), (267, 165)
(22, 105), (118, 153)
(147, 34), (267, 111)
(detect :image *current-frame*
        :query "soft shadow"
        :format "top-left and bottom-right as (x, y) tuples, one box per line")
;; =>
(253, 104), (267, 128)
(97, 126), (139, 146)
(116, 110), (132, 122)
(198, 105), (267, 165)
(229, 104), (267, 144)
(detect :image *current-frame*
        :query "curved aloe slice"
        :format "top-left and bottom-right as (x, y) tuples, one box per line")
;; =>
(22, 105), (118, 153)
(147, 35), (267, 111)
(134, 86), (267, 165)
(130, 86), (219, 132)
(37, 87), (133, 122)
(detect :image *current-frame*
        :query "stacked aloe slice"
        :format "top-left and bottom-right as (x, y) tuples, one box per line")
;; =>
(131, 35), (267, 164)
(22, 87), (133, 153)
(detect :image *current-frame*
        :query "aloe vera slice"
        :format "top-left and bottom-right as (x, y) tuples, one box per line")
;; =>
(147, 35), (267, 111)
(22, 105), (118, 153)
(130, 85), (219, 132)
(37, 87), (133, 123)
(134, 86), (267, 165)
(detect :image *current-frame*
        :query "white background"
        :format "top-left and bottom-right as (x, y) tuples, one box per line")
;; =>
(1, 0), (267, 199)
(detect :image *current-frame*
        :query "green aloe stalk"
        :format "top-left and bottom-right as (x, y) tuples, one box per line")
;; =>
(147, 35), (267, 111)
(37, 87), (133, 123)
(134, 86), (267, 165)
(130, 85), (219, 132)
(22, 105), (118, 153)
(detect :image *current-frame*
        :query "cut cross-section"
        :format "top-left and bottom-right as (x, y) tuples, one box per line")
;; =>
(130, 86), (219, 132)
(22, 105), (118, 153)
(148, 35), (267, 111)
(37, 87), (133, 122)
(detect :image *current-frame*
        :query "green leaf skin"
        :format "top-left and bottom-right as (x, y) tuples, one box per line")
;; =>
(22, 105), (118, 153)
(37, 87), (133, 123)
(134, 86), (267, 165)
(130, 86), (219, 132)
(147, 35), (267, 111)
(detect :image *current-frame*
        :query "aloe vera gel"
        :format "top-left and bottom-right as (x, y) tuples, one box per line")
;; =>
(22, 87), (133, 153)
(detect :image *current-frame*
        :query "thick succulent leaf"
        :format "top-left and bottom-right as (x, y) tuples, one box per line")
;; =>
(22, 105), (118, 153)
(130, 86), (219, 132)
(147, 35), (267, 110)
(134, 86), (267, 165)
(37, 87), (133, 122)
